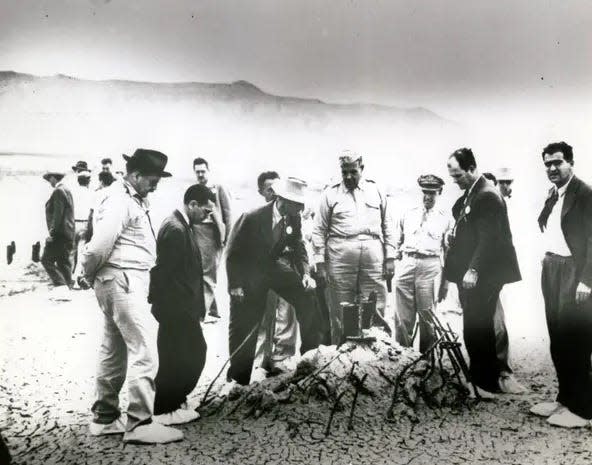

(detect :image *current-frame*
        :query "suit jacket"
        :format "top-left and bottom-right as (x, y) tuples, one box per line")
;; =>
(149, 210), (206, 323)
(45, 183), (75, 242)
(540, 176), (592, 288)
(226, 202), (308, 291)
(444, 176), (521, 286)
(209, 183), (232, 247)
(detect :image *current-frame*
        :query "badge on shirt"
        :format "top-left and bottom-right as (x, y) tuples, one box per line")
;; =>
(465, 206), (471, 215)
(286, 225), (293, 235)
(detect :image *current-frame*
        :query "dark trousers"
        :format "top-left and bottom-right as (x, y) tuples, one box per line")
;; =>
(542, 253), (592, 419)
(459, 281), (503, 392)
(228, 263), (321, 385)
(41, 237), (73, 287)
(154, 315), (207, 415)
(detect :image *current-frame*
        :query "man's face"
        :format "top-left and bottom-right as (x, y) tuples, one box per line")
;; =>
(259, 178), (278, 202)
(133, 173), (161, 198)
(422, 190), (439, 210)
(194, 163), (209, 185)
(277, 197), (304, 216)
(499, 180), (513, 198)
(48, 176), (59, 188)
(102, 163), (111, 173)
(188, 199), (214, 224)
(447, 157), (474, 190)
(543, 151), (573, 187)
(341, 162), (363, 191)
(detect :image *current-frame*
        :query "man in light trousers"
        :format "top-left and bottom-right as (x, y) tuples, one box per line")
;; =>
(313, 151), (396, 343)
(81, 149), (182, 444)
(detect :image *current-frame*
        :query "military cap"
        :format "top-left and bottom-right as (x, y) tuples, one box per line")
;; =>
(338, 149), (363, 166)
(418, 174), (444, 191)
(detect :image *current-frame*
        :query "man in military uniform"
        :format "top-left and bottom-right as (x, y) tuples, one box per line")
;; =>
(394, 175), (451, 353)
(312, 151), (396, 342)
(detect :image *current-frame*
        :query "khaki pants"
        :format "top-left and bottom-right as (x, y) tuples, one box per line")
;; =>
(91, 268), (158, 431)
(394, 255), (441, 353)
(326, 237), (386, 344)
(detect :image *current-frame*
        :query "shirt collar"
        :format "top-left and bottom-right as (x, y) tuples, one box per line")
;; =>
(557, 175), (574, 197)
(122, 179), (149, 207)
(272, 199), (283, 224)
(340, 178), (366, 193)
(466, 176), (481, 196)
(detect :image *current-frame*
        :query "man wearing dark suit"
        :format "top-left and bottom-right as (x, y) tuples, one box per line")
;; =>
(444, 148), (521, 397)
(530, 142), (592, 428)
(42, 171), (75, 300)
(149, 184), (216, 426)
(225, 177), (321, 385)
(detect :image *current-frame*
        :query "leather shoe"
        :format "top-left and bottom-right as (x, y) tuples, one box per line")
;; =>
(499, 374), (527, 394)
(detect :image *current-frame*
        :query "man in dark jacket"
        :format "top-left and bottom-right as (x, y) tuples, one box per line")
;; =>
(444, 148), (521, 397)
(530, 142), (592, 428)
(149, 184), (216, 426)
(225, 177), (321, 386)
(41, 171), (75, 300)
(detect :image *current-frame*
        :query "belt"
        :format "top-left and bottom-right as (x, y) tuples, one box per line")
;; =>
(404, 251), (439, 259)
(545, 251), (572, 259)
(75, 219), (88, 223)
(328, 233), (380, 241)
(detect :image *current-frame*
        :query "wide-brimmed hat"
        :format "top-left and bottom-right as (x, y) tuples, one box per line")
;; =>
(122, 149), (172, 177)
(418, 174), (445, 192)
(71, 160), (89, 172)
(42, 171), (65, 181)
(273, 177), (307, 205)
(497, 167), (514, 182)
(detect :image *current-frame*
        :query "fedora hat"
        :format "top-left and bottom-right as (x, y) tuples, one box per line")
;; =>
(122, 149), (172, 177)
(273, 177), (307, 205)
(42, 171), (65, 181)
(71, 160), (89, 172)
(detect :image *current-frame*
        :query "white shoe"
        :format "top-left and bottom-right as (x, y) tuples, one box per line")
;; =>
(499, 374), (528, 394)
(547, 409), (590, 428)
(153, 408), (199, 426)
(530, 401), (565, 418)
(123, 422), (183, 444)
(89, 416), (126, 436)
(49, 285), (71, 301)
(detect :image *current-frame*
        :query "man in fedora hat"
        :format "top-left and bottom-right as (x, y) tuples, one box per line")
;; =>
(312, 150), (396, 343)
(225, 177), (322, 385)
(394, 174), (451, 352)
(81, 148), (183, 444)
(41, 170), (75, 300)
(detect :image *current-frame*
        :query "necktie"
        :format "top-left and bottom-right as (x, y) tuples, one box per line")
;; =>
(537, 188), (559, 232)
(273, 216), (285, 246)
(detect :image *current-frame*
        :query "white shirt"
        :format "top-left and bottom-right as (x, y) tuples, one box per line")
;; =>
(395, 205), (452, 256)
(272, 200), (283, 228)
(544, 176), (573, 257)
(73, 185), (92, 221)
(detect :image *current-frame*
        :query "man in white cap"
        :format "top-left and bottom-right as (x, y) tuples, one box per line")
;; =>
(225, 177), (322, 385)
(312, 151), (396, 342)
(394, 175), (451, 353)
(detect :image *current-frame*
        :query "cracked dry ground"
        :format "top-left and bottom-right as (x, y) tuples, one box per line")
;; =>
(1, 284), (592, 465)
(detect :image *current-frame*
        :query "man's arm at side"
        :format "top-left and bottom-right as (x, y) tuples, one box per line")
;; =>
(218, 185), (232, 243)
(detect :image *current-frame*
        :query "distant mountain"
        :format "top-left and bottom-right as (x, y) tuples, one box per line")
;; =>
(0, 71), (460, 187)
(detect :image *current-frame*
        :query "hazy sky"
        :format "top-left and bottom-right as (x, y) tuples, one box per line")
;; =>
(1, 0), (591, 110)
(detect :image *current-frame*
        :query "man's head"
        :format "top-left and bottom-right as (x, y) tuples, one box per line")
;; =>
(183, 184), (216, 225)
(418, 174), (444, 210)
(43, 172), (65, 188)
(193, 157), (209, 185)
(339, 150), (364, 191)
(274, 177), (307, 216)
(77, 171), (91, 187)
(541, 142), (574, 188)
(496, 167), (514, 198)
(483, 172), (498, 186)
(123, 149), (172, 198)
(98, 171), (115, 188)
(101, 158), (112, 173)
(447, 148), (479, 191)
(257, 171), (280, 202)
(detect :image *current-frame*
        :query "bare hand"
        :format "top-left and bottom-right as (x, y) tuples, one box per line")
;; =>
(302, 274), (316, 291)
(77, 276), (92, 290)
(576, 282), (592, 305)
(383, 258), (395, 281)
(462, 269), (478, 289)
(437, 280), (449, 303)
(230, 287), (245, 303)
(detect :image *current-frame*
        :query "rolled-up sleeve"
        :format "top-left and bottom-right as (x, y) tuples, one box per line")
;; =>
(81, 194), (127, 281)
(312, 190), (331, 264)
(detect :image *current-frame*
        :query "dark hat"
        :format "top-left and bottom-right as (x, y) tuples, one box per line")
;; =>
(122, 149), (172, 177)
(418, 174), (444, 191)
(42, 171), (65, 181)
(71, 160), (89, 172)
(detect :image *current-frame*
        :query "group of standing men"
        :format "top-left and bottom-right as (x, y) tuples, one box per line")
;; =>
(41, 140), (592, 445)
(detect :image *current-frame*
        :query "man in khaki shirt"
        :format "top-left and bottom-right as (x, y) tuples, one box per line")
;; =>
(81, 149), (182, 444)
(312, 151), (395, 343)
